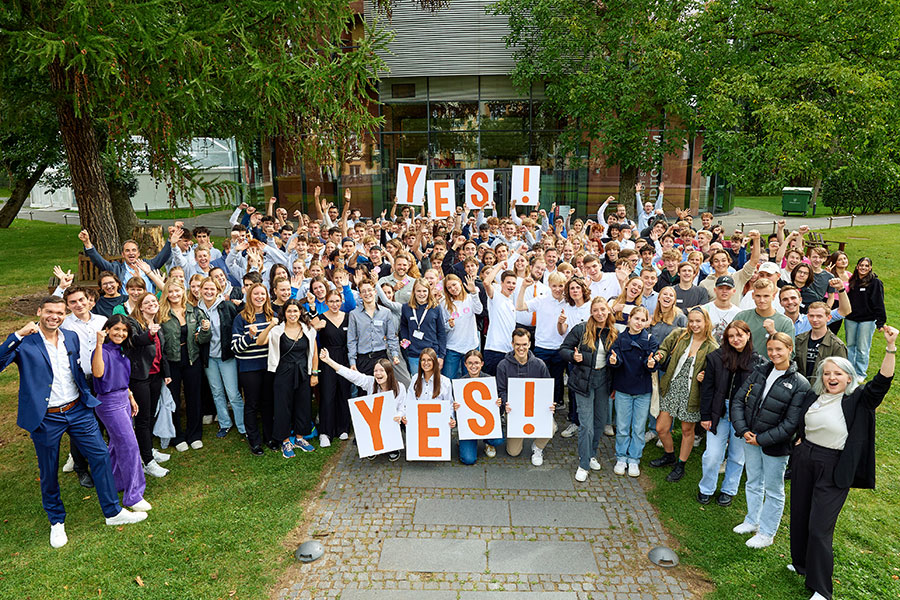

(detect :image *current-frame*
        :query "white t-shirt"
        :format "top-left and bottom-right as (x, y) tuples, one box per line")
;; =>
(762, 368), (788, 397)
(516, 282), (549, 326)
(589, 272), (621, 300)
(702, 301), (742, 345)
(562, 301), (591, 330)
(526, 295), (568, 350)
(739, 291), (785, 314)
(485, 292), (518, 353)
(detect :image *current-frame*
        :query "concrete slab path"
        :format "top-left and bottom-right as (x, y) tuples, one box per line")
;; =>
(274, 413), (699, 600)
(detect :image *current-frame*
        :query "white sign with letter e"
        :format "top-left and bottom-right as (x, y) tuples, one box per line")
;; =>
(405, 401), (452, 461)
(511, 165), (540, 206)
(452, 377), (502, 440)
(427, 180), (456, 218)
(348, 392), (404, 459)
(506, 378), (554, 438)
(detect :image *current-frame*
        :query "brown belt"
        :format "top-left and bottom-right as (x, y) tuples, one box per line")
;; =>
(47, 400), (78, 414)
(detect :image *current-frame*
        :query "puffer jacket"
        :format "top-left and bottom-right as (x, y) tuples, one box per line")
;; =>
(558, 322), (615, 397)
(731, 361), (810, 456)
(655, 328), (718, 413)
(699, 348), (764, 434)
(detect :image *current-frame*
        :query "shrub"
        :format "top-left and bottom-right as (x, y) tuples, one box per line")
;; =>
(822, 164), (900, 215)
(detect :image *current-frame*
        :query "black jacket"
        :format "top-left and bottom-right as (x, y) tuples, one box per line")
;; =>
(200, 300), (240, 367)
(731, 361), (810, 456)
(798, 372), (893, 489)
(847, 275), (886, 328)
(126, 318), (170, 381)
(699, 348), (764, 434)
(559, 322), (614, 397)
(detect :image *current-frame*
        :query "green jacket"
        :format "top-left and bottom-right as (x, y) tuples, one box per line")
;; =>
(159, 304), (211, 365)
(794, 329), (847, 379)
(656, 327), (719, 413)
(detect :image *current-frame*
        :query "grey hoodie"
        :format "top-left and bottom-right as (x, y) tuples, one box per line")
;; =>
(496, 350), (550, 407)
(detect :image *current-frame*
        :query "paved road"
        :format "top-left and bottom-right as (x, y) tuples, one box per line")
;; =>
(275, 414), (698, 600)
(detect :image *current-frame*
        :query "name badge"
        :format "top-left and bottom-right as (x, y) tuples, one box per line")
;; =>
(860, 287), (866, 291)
(373, 320), (383, 327)
(412, 330), (425, 340)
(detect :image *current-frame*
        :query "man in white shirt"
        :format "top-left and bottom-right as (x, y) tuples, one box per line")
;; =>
(482, 261), (520, 375)
(738, 262), (785, 313)
(701, 276), (743, 344)
(779, 281), (851, 336)
(517, 271), (569, 410)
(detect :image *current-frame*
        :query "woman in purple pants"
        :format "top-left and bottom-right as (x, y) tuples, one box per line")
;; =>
(91, 315), (152, 512)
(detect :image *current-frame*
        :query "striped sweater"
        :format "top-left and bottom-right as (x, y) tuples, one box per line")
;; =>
(231, 312), (270, 372)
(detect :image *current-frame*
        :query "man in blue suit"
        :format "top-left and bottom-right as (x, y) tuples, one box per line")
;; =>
(0, 296), (148, 548)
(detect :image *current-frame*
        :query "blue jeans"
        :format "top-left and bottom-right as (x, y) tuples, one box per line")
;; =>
(458, 438), (505, 465)
(533, 346), (566, 406)
(574, 369), (609, 470)
(614, 391), (650, 464)
(741, 442), (790, 538)
(407, 356), (419, 376)
(205, 357), (245, 433)
(698, 414), (744, 496)
(442, 350), (464, 379)
(845, 319), (876, 379)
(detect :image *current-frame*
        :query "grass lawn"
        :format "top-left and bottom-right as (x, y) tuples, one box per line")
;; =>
(0, 187), (10, 199)
(643, 223), (900, 600)
(62, 206), (226, 220)
(0, 220), (337, 600)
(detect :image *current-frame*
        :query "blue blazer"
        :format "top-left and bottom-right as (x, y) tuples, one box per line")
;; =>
(0, 331), (99, 433)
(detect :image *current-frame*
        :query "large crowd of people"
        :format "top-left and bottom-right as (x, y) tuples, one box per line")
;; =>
(0, 184), (893, 600)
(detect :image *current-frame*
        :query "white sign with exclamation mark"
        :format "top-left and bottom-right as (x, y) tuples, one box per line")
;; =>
(511, 165), (541, 206)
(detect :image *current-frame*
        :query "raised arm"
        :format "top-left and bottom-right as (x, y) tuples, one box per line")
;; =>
(91, 331), (107, 378)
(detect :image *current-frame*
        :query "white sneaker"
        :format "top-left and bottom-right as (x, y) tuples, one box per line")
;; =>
(614, 461), (627, 475)
(644, 430), (657, 443)
(339, 432), (349, 441)
(693, 436), (702, 448)
(656, 438), (664, 448)
(62, 454), (75, 473)
(719, 460), (726, 474)
(105, 508), (148, 526)
(589, 457), (602, 471)
(175, 442), (189, 452)
(530, 443), (544, 466)
(604, 424), (615, 437)
(575, 467), (588, 482)
(733, 521), (759, 535)
(484, 444), (497, 458)
(560, 423), (578, 438)
(152, 448), (170, 463)
(319, 434), (331, 448)
(746, 533), (774, 549)
(128, 499), (153, 512)
(190, 440), (203, 450)
(628, 463), (640, 477)
(50, 523), (67, 548)
(143, 460), (169, 478)
(786, 564), (797, 573)
(202, 415), (214, 425)
(810, 593), (828, 600)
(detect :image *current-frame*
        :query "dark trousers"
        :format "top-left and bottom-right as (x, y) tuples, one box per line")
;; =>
(533, 346), (566, 406)
(356, 349), (387, 377)
(31, 401), (121, 523)
(131, 373), (163, 464)
(272, 372), (313, 441)
(790, 440), (849, 600)
(239, 369), (274, 447)
(168, 360), (203, 445)
(483, 350), (506, 376)
(566, 363), (580, 426)
(201, 373), (215, 417)
(69, 436), (89, 474)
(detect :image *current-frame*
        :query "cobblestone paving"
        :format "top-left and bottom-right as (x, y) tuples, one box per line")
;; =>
(276, 414), (698, 600)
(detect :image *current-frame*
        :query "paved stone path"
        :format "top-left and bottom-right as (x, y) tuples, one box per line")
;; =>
(275, 413), (698, 600)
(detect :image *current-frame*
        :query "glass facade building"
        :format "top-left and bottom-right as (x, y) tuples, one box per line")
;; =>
(260, 2), (732, 219)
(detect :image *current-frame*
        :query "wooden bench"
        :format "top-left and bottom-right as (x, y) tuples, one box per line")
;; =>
(47, 252), (123, 294)
(805, 231), (846, 253)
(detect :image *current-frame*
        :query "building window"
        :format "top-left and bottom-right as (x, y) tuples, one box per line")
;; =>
(391, 83), (416, 99)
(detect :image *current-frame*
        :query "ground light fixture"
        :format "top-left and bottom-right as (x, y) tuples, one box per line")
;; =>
(295, 540), (325, 563)
(648, 546), (679, 568)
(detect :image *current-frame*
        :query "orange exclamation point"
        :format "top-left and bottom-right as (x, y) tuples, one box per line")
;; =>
(523, 380), (535, 435)
(521, 167), (530, 204)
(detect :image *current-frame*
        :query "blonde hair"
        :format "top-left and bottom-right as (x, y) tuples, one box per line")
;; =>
(241, 283), (274, 323)
(158, 280), (187, 324)
(676, 307), (716, 346)
(582, 297), (618, 351)
(442, 274), (465, 313)
(408, 278), (438, 309)
(651, 286), (682, 325)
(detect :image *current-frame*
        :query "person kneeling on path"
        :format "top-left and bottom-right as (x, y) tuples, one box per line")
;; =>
(497, 328), (555, 466)
(454, 350), (505, 465)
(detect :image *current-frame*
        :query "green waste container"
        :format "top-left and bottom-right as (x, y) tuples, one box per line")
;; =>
(781, 187), (813, 216)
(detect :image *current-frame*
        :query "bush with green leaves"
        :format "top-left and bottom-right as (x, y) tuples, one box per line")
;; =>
(821, 165), (900, 215)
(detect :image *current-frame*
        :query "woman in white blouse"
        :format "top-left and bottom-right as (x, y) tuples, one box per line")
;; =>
(440, 274), (483, 379)
(399, 348), (455, 447)
(789, 326), (897, 600)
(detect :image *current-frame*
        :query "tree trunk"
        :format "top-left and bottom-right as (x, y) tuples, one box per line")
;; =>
(108, 177), (140, 242)
(619, 164), (639, 219)
(48, 58), (120, 254)
(0, 164), (48, 228)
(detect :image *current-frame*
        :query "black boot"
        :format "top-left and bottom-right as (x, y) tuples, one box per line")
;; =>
(650, 452), (676, 468)
(666, 461), (686, 482)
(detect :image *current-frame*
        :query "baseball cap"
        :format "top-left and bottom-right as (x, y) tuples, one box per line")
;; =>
(758, 262), (780, 275)
(715, 275), (735, 288)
